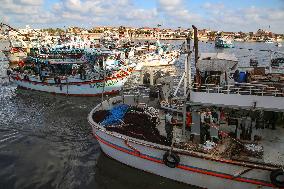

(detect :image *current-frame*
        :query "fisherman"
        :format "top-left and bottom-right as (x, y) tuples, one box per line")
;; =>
(186, 111), (192, 132)
(264, 111), (278, 130)
(78, 65), (86, 80)
(200, 108), (213, 144)
(233, 69), (240, 82)
(6, 69), (11, 82)
(240, 114), (252, 140)
(165, 110), (175, 144)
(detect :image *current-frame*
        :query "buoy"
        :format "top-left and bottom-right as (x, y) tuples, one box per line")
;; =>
(163, 151), (180, 168)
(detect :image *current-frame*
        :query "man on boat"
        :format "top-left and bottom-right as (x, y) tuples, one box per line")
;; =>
(200, 108), (213, 144)
(165, 111), (175, 144)
(186, 111), (192, 132)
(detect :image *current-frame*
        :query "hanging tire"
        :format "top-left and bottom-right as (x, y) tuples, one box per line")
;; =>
(270, 169), (284, 187)
(163, 151), (180, 168)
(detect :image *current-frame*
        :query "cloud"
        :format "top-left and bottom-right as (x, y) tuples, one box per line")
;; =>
(49, 0), (159, 26)
(15, 0), (44, 5)
(0, 0), (61, 26)
(202, 2), (225, 10)
(202, 3), (284, 33)
(125, 8), (158, 21)
(0, 0), (283, 33)
(157, 0), (202, 27)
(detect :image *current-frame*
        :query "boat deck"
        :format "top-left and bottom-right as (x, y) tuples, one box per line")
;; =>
(194, 82), (284, 97)
(100, 94), (284, 167)
(260, 127), (284, 166)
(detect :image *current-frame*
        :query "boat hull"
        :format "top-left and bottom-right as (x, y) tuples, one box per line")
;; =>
(92, 127), (275, 189)
(2, 50), (27, 67)
(88, 94), (277, 189)
(11, 76), (128, 96)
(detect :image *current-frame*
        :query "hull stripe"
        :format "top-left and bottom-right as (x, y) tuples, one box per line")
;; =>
(94, 133), (275, 188)
(17, 86), (119, 96)
(11, 74), (128, 86)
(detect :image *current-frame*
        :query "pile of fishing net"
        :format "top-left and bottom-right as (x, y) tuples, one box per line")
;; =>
(100, 104), (129, 126)
(93, 104), (168, 145)
(92, 110), (109, 123)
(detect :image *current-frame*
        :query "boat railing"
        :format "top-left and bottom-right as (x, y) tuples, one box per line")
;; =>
(192, 82), (284, 97)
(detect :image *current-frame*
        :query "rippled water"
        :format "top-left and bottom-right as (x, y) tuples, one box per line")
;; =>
(0, 40), (283, 189)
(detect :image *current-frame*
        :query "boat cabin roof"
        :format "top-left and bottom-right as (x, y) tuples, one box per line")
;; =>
(198, 53), (238, 72)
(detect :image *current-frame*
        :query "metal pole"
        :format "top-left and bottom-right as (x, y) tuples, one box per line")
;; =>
(192, 25), (198, 68)
(186, 34), (192, 91)
(182, 33), (192, 137)
(184, 54), (188, 96)
(149, 67), (154, 86)
(269, 50), (272, 74)
(101, 57), (106, 102)
(192, 25), (200, 87)
(174, 72), (185, 96)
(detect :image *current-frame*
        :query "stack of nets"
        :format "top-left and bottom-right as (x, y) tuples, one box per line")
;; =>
(100, 104), (129, 126)
(106, 106), (168, 145)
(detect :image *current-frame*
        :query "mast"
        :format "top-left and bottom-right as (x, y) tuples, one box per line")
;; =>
(182, 30), (192, 137)
(101, 56), (106, 103)
(192, 25), (200, 87)
(269, 50), (272, 74)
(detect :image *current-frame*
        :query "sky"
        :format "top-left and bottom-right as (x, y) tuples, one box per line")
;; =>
(0, 0), (284, 33)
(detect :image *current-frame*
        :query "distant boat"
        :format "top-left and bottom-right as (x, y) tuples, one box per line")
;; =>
(2, 47), (27, 67)
(264, 39), (274, 44)
(215, 36), (234, 48)
(276, 42), (282, 47)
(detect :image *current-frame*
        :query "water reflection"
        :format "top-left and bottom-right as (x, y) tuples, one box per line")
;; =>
(94, 152), (198, 189)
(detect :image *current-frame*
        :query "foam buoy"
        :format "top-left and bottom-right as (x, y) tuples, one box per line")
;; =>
(163, 151), (180, 168)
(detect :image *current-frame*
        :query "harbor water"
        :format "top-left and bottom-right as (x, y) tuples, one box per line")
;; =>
(0, 40), (283, 189)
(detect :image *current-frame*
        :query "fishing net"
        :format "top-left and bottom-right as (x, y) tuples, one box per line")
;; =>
(92, 110), (109, 123)
(100, 104), (129, 126)
(106, 106), (168, 145)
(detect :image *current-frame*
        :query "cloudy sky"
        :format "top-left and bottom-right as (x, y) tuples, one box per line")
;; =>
(0, 0), (284, 33)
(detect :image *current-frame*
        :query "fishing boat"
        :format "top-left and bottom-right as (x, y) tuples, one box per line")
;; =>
(135, 51), (179, 70)
(215, 36), (234, 48)
(9, 50), (133, 96)
(276, 43), (282, 47)
(2, 47), (27, 67)
(89, 26), (284, 189)
(264, 39), (274, 44)
(134, 40), (180, 70)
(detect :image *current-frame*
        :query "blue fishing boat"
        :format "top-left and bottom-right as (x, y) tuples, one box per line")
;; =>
(215, 36), (234, 48)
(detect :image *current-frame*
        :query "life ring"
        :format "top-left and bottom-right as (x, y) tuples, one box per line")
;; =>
(270, 169), (284, 187)
(128, 67), (133, 72)
(163, 151), (180, 168)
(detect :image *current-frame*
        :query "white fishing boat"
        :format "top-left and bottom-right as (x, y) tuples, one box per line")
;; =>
(9, 50), (133, 96)
(276, 42), (282, 47)
(264, 39), (274, 44)
(11, 73), (129, 96)
(89, 27), (284, 189)
(135, 51), (179, 70)
(134, 40), (180, 70)
(2, 47), (27, 67)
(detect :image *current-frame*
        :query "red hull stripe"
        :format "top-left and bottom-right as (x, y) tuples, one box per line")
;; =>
(94, 133), (275, 188)
(17, 86), (119, 97)
(11, 74), (128, 86)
